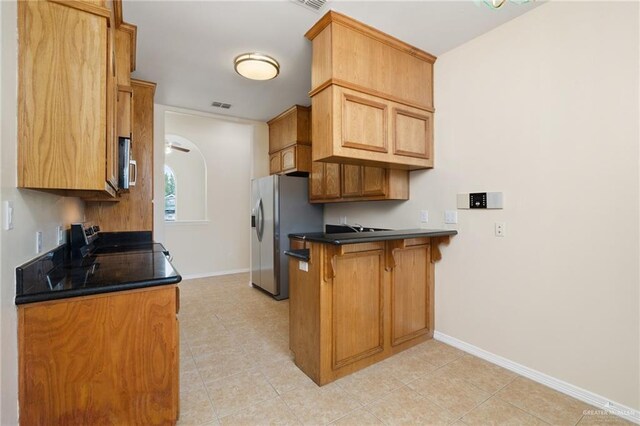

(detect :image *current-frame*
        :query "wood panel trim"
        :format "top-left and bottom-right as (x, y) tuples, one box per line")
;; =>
(267, 104), (310, 125)
(130, 78), (156, 93)
(309, 79), (435, 113)
(392, 108), (432, 159)
(341, 93), (388, 153)
(431, 236), (451, 263)
(305, 11), (437, 63)
(331, 251), (384, 369)
(47, 0), (111, 18)
(119, 22), (137, 72)
(112, 0), (123, 27)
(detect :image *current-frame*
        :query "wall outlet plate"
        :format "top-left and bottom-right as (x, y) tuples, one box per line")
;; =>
(420, 210), (429, 223)
(298, 260), (309, 272)
(495, 222), (506, 237)
(339, 216), (347, 225)
(444, 210), (458, 224)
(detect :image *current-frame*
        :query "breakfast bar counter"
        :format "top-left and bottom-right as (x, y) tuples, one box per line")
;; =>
(286, 229), (456, 385)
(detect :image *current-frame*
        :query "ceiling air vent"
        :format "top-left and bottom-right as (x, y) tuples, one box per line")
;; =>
(290, 0), (327, 13)
(211, 101), (231, 109)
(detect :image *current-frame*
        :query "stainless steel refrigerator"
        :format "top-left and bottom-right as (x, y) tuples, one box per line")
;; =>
(251, 175), (323, 300)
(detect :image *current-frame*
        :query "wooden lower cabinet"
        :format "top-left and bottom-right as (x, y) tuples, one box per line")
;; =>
(310, 161), (408, 203)
(289, 238), (435, 385)
(18, 285), (179, 425)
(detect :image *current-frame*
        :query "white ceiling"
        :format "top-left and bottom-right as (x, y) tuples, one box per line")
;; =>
(125, 0), (541, 121)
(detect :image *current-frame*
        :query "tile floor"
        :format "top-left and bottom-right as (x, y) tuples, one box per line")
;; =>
(177, 273), (632, 426)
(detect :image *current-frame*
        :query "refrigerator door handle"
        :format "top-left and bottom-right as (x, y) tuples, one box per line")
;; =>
(257, 198), (264, 242)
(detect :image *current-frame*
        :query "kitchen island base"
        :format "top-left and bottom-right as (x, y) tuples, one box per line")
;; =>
(288, 234), (453, 385)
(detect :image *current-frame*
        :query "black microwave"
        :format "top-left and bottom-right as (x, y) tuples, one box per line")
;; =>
(118, 137), (137, 190)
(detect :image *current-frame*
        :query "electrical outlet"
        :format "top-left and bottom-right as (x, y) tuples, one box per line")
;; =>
(3, 201), (14, 230)
(57, 226), (64, 245)
(495, 222), (506, 237)
(339, 216), (347, 225)
(298, 261), (309, 272)
(444, 210), (458, 224)
(36, 231), (43, 253)
(420, 210), (429, 223)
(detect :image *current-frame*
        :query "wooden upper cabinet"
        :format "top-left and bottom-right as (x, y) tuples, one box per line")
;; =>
(310, 162), (408, 204)
(85, 80), (156, 231)
(115, 23), (136, 138)
(18, 0), (116, 196)
(306, 11), (436, 171)
(268, 105), (312, 176)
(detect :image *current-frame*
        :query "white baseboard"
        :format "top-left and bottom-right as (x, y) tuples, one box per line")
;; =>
(180, 268), (249, 281)
(434, 331), (640, 425)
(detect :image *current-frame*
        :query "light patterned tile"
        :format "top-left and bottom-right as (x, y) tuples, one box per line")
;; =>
(219, 397), (300, 426)
(462, 396), (549, 425)
(331, 408), (384, 425)
(365, 386), (455, 426)
(577, 411), (636, 425)
(205, 370), (278, 418)
(407, 340), (465, 367)
(262, 360), (316, 395)
(438, 355), (517, 393)
(281, 382), (361, 425)
(335, 362), (404, 405)
(195, 348), (254, 384)
(379, 349), (438, 384)
(407, 367), (491, 418)
(178, 388), (217, 426)
(496, 377), (590, 426)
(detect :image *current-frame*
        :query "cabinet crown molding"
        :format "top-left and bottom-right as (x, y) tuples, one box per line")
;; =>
(305, 10), (437, 64)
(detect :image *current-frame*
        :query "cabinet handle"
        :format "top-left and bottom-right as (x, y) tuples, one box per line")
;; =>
(129, 159), (137, 186)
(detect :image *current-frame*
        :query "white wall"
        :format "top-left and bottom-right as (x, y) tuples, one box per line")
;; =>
(0, 1), (85, 422)
(153, 106), (268, 277)
(325, 1), (639, 412)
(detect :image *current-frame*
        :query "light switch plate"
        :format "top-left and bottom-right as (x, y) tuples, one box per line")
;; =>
(36, 231), (43, 253)
(57, 226), (64, 245)
(298, 261), (309, 272)
(3, 201), (14, 230)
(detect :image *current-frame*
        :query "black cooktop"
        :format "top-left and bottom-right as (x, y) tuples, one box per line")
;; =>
(16, 236), (181, 305)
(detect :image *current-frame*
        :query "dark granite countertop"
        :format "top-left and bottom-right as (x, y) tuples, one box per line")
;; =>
(289, 229), (458, 245)
(16, 234), (181, 305)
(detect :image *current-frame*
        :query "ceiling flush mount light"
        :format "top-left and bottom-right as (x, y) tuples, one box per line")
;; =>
(234, 53), (280, 81)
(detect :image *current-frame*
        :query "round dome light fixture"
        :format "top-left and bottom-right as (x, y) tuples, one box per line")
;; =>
(234, 53), (280, 81)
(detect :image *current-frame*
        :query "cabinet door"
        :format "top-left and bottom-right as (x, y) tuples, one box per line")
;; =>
(18, 1), (108, 190)
(341, 91), (388, 153)
(392, 107), (433, 160)
(332, 251), (384, 368)
(309, 162), (324, 200)
(341, 164), (362, 197)
(106, 23), (118, 190)
(281, 146), (296, 172)
(390, 244), (432, 346)
(269, 153), (281, 175)
(18, 286), (179, 424)
(324, 163), (341, 199)
(362, 167), (386, 196)
(117, 89), (132, 137)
